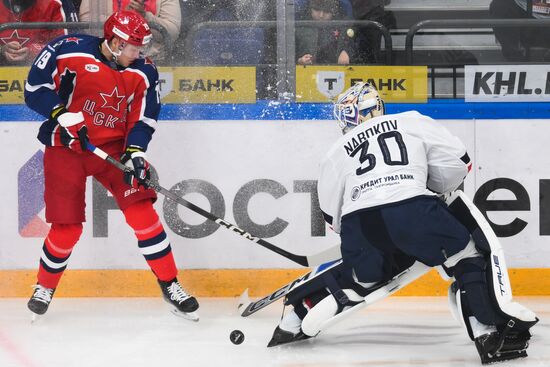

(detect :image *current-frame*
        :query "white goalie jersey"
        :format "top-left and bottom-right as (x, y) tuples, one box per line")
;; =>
(318, 110), (471, 234)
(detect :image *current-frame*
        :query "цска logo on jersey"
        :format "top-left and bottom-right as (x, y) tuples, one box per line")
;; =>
(465, 65), (550, 102)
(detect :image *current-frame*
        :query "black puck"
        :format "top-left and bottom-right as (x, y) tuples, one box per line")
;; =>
(230, 329), (245, 345)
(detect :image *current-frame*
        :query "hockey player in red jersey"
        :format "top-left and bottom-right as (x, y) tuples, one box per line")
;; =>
(24, 11), (199, 321)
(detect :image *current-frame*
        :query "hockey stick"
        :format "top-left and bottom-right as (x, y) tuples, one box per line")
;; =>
(238, 261), (430, 318)
(238, 259), (342, 316)
(86, 142), (341, 267)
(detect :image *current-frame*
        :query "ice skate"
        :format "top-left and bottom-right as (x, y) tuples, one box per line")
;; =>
(158, 278), (199, 322)
(475, 328), (530, 365)
(267, 326), (311, 347)
(28, 284), (55, 322)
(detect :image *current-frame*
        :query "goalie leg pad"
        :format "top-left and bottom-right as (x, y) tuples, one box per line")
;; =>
(301, 289), (364, 337)
(445, 191), (538, 333)
(453, 256), (508, 328)
(301, 261), (430, 337)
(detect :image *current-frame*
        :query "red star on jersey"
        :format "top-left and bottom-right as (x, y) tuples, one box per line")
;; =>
(64, 37), (82, 44)
(0, 30), (30, 47)
(100, 87), (125, 112)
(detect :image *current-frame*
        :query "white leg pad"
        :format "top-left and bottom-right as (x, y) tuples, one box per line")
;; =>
(280, 309), (302, 334)
(301, 262), (431, 337)
(301, 289), (363, 337)
(500, 302), (538, 322)
(445, 190), (538, 325)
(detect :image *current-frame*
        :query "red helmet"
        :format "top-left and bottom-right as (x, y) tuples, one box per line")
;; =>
(103, 11), (152, 47)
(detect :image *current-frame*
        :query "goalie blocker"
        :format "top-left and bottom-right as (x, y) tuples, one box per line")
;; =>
(267, 191), (538, 365)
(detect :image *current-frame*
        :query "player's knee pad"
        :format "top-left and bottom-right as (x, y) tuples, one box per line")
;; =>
(301, 288), (364, 337)
(47, 223), (83, 253)
(123, 200), (163, 239)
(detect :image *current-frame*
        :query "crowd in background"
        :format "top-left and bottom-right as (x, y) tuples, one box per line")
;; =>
(1, 0), (550, 67)
(0, 0), (393, 67)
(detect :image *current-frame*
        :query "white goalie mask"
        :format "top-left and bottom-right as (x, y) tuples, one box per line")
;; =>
(333, 82), (385, 134)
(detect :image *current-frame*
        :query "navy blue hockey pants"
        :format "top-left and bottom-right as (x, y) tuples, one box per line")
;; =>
(339, 195), (471, 284)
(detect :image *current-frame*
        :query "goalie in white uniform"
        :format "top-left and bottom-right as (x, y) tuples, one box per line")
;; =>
(267, 82), (538, 364)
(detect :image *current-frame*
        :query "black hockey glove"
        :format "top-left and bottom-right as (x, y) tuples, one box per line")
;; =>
(50, 105), (89, 153)
(120, 145), (150, 189)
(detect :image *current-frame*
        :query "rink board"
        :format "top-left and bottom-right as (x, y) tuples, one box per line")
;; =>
(1, 118), (550, 296)
(1, 268), (549, 297)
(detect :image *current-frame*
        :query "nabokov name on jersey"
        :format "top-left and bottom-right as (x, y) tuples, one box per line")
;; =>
(344, 119), (398, 156)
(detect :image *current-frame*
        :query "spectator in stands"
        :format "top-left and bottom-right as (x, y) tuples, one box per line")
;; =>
(72, 0), (82, 13)
(296, 0), (353, 65)
(62, 0), (79, 22)
(490, 0), (550, 61)
(0, 0), (68, 65)
(176, 0), (275, 62)
(350, 0), (394, 64)
(79, 0), (181, 63)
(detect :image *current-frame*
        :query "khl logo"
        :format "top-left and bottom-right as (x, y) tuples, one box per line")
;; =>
(18, 150), (49, 237)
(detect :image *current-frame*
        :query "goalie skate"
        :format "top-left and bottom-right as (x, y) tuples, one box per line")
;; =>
(475, 328), (530, 364)
(267, 326), (311, 347)
(158, 278), (200, 322)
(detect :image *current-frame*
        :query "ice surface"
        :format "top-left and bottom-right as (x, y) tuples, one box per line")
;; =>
(0, 297), (548, 367)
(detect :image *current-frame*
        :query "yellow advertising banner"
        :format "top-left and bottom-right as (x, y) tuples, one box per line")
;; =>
(0, 67), (29, 104)
(158, 66), (256, 104)
(0, 66), (256, 104)
(296, 65), (428, 103)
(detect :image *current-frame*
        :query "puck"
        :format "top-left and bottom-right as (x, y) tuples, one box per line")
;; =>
(230, 329), (245, 345)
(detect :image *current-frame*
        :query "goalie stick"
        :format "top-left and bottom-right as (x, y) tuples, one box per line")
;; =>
(86, 142), (341, 267)
(238, 259), (342, 316)
(238, 261), (430, 318)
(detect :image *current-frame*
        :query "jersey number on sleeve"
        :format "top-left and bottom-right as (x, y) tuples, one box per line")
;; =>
(350, 131), (409, 176)
(34, 50), (52, 70)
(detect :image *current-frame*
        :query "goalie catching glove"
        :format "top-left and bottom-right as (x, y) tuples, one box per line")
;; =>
(50, 105), (88, 153)
(120, 145), (150, 189)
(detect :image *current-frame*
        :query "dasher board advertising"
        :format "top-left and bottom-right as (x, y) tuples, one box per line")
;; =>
(158, 66), (257, 103)
(295, 65), (428, 103)
(0, 66), (257, 104)
(465, 65), (550, 102)
(3, 119), (550, 269)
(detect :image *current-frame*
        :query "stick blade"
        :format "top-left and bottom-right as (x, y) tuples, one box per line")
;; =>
(237, 288), (252, 316)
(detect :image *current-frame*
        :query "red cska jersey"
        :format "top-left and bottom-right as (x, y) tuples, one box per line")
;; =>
(25, 34), (160, 150)
(0, 0), (67, 59)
